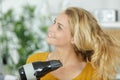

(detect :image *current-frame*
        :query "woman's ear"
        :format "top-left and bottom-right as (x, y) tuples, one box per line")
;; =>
(71, 37), (74, 44)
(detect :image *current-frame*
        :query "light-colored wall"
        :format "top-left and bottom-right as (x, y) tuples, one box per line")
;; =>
(2, 0), (120, 13)
(67, 0), (120, 11)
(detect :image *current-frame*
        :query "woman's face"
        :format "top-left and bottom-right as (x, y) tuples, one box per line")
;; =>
(46, 13), (73, 47)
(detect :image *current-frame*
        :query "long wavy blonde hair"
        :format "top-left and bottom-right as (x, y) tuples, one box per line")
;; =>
(64, 7), (120, 80)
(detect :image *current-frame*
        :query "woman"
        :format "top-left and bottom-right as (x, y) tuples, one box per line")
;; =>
(27, 7), (120, 80)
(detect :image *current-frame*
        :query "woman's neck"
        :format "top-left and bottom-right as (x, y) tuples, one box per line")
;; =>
(48, 46), (87, 80)
(47, 46), (82, 66)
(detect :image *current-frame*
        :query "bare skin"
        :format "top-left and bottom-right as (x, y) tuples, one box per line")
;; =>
(47, 51), (86, 80)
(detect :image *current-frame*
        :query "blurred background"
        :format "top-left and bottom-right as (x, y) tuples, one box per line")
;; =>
(0, 0), (120, 80)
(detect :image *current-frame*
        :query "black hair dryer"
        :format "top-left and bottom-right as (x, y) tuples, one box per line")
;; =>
(18, 60), (62, 80)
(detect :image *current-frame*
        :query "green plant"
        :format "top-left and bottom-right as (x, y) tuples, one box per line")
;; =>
(0, 4), (51, 74)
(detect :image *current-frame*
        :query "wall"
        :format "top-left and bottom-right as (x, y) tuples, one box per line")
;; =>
(2, 0), (120, 13)
(68, 0), (120, 11)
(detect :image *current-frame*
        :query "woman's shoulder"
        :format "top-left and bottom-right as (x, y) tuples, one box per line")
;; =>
(82, 62), (95, 76)
(74, 62), (95, 80)
(26, 52), (49, 63)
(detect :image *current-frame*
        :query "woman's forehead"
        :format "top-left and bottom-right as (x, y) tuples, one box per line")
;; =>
(56, 13), (69, 27)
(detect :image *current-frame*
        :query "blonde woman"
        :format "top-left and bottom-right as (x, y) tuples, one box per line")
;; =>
(27, 7), (120, 80)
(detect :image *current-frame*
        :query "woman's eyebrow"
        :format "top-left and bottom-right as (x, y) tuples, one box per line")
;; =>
(58, 22), (64, 27)
(55, 19), (65, 27)
(55, 17), (66, 28)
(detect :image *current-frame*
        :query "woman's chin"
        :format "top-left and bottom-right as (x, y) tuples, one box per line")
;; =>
(46, 39), (53, 45)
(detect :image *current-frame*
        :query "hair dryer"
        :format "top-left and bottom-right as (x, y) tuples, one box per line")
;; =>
(18, 60), (62, 80)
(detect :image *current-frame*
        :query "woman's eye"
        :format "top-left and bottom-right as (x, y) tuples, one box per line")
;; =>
(57, 25), (62, 30)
